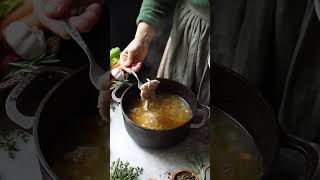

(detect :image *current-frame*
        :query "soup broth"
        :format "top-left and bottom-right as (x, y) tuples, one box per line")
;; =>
(212, 110), (264, 180)
(52, 115), (107, 180)
(127, 94), (192, 130)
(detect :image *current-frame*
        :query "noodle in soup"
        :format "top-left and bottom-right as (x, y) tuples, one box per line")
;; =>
(127, 94), (192, 130)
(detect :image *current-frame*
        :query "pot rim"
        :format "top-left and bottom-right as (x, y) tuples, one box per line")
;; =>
(120, 79), (199, 132)
(32, 67), (85, 180)
(33, 74), (70, 180)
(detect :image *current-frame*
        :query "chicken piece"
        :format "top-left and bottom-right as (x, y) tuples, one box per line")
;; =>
(140, 79), (160, 111)
(140, 79), (160, 100)
(63, 147), (99, 165)
(97, 73), (110, 121)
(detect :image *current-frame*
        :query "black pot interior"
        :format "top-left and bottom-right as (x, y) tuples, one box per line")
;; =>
(122, 78), (198, 127)
(35, 67), (108, 179)
(16, 72), (66, 117)
(212, 63), (281, 177)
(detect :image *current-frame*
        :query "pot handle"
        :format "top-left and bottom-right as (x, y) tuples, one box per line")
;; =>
(111, 85), (122, 103)
(282, 134), (320, 180)
(111, 83), (132, 103)
(5, 67), (72, 129)
(190, 104), (211, 129)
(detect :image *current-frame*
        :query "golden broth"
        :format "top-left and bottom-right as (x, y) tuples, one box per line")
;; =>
(212, 111), (264, 180)
(52, 115), (108, 180)
(127, 94), (192, 130)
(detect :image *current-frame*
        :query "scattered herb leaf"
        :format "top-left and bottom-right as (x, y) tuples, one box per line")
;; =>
(0, 129), (30, 159)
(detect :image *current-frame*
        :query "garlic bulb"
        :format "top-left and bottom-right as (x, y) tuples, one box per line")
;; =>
(111, 67), (126, 80)
(4, 21), (46, 60)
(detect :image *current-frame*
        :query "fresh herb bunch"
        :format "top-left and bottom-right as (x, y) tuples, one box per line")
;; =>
(111, 158), (143, 180)
(2, 50), (60, 81)
(111, 79), (130, 90)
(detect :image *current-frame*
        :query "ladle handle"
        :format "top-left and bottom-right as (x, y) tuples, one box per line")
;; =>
(60, 20), (105, 90)
(128, 69), (142, 90)
(190, 104), (211, 129)
(5, 67), (72, 130)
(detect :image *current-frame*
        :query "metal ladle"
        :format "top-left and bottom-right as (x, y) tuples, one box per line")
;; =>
(128, 68), (143, 90)
(60, 20), (105, 90)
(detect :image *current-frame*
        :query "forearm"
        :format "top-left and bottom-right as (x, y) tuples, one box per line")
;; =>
(134, 22), (155, 45)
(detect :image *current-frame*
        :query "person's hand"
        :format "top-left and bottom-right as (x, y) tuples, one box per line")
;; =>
(34, 0), (102, 39)
(120, 22), (155, 73)
(120, 38), (148, 73)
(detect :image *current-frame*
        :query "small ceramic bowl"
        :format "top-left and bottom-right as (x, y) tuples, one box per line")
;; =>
(170, 168), (200, 180)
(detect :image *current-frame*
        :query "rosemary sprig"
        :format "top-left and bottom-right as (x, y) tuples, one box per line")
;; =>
(186, 152), (207, 180)
(110, 79), (130, 90)
(1, 50), (61, 81)
(111, 158), (143, 180)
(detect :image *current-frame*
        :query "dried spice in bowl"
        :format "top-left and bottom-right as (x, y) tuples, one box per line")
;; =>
(170, 169), (199, 180)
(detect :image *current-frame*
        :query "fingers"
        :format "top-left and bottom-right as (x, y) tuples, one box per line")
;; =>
(40, 2), (102, 39)
(45, 0), (73, 18)
(124, 50), (134, 67)
(39, 16), (71, 39)
(120, 62), (142, 74)
(119, 51), (133, 73)
(119, 42), (144, 73)
(69, 3), (101, 32)
(132, 62), (142, 72)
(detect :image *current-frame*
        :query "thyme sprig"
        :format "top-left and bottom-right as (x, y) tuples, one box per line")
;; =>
(111, 158), (144, 180)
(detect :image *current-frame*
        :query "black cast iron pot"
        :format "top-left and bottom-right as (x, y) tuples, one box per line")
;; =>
(213, 63), (320, 179)
(112, 78), (210, 148)
(5, 66), (103, 180)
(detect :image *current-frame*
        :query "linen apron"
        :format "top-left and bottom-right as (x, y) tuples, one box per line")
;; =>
(157, 0), (210, 106)
(214, 0), (320, 143)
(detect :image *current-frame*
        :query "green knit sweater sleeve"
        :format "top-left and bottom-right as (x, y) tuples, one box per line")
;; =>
(136, 0), (179, 28)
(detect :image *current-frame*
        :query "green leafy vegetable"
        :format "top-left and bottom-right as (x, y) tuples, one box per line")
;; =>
(110, 47), (121, 67)
(0, 0), (22, 18)
(111, 158), (143, 180)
